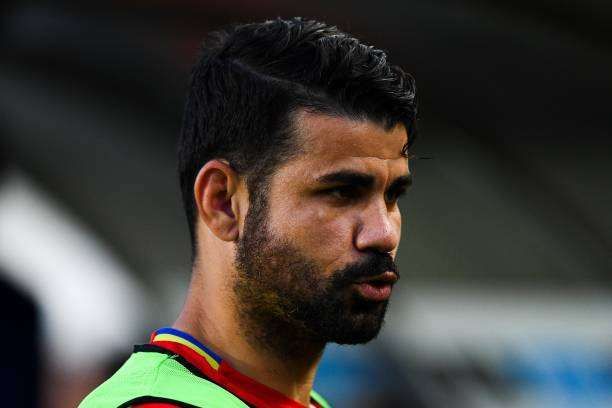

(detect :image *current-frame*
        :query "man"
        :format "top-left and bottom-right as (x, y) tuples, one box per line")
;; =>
(80, 17), (416, 408)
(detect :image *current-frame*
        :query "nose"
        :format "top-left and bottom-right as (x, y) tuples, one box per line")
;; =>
(354, 200), (400, 254)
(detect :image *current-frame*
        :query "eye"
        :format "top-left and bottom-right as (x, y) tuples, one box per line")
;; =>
(386, 187), (407, 204)
(324, 186), (362, 201)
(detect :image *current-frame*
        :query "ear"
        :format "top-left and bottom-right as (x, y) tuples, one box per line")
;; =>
(193, 160), (241, 242)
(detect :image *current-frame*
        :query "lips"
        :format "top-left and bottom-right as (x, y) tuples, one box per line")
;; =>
(355, 271), (398, 285)
(353, 271), (398, 301)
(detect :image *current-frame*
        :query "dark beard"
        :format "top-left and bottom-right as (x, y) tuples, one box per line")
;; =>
(234, 190), (399, 358)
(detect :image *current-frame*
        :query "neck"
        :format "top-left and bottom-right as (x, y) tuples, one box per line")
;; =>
(174, 269), (324, 406)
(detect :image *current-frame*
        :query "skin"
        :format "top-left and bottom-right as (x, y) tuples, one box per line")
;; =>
(174, 110), (410, 406)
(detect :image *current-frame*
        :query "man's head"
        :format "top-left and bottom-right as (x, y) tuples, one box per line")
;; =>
(177, 18), (416, 352)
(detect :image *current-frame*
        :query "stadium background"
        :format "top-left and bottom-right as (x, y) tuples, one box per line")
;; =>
(1, 1), (611, 407)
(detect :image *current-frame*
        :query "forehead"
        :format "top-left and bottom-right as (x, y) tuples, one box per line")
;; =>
(290, 110), (409, 173)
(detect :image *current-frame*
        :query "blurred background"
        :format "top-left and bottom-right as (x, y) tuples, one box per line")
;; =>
(1, 1), (611, 407)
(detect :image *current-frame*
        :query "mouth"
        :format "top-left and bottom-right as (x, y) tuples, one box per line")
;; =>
(353, 271), (398, 301)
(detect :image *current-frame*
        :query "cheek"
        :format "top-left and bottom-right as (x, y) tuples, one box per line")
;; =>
(392, 213), (402, 258)
(392, 210), (402, 238)
(278, 203), (355, 265)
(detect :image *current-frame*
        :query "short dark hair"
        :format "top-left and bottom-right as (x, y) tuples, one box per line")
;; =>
(178, 17), (417, 255)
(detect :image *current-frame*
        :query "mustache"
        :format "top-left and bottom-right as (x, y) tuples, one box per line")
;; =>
(331, 252), (399, 288)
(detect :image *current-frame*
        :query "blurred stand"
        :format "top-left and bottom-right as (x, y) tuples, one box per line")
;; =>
(2, 1), (611, 407)
(0, 143), (147, 406)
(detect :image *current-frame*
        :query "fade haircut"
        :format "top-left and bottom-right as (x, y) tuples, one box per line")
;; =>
(178, 17), (417, 256)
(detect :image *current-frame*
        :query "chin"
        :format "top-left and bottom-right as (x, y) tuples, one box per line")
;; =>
(330, 322), (385, 344)
(323, 300), (388, 344)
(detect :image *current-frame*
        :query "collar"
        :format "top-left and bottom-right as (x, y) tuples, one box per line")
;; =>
(150, 327), (326, 408)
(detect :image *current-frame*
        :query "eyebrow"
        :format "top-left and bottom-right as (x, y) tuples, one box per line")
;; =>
(316, 170), (375, 188)
(388, 174), (413, 191)
(315, 170), (412, 191)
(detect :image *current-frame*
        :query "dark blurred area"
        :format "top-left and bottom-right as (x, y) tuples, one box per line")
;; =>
(0, 275), (40, 407)
(1, 1), (611, 407)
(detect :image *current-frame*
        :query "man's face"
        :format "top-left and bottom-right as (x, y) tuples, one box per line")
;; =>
(234, 111), (410, 354)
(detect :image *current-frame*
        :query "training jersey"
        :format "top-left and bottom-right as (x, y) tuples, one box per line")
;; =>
(131, 327), (330, 408)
